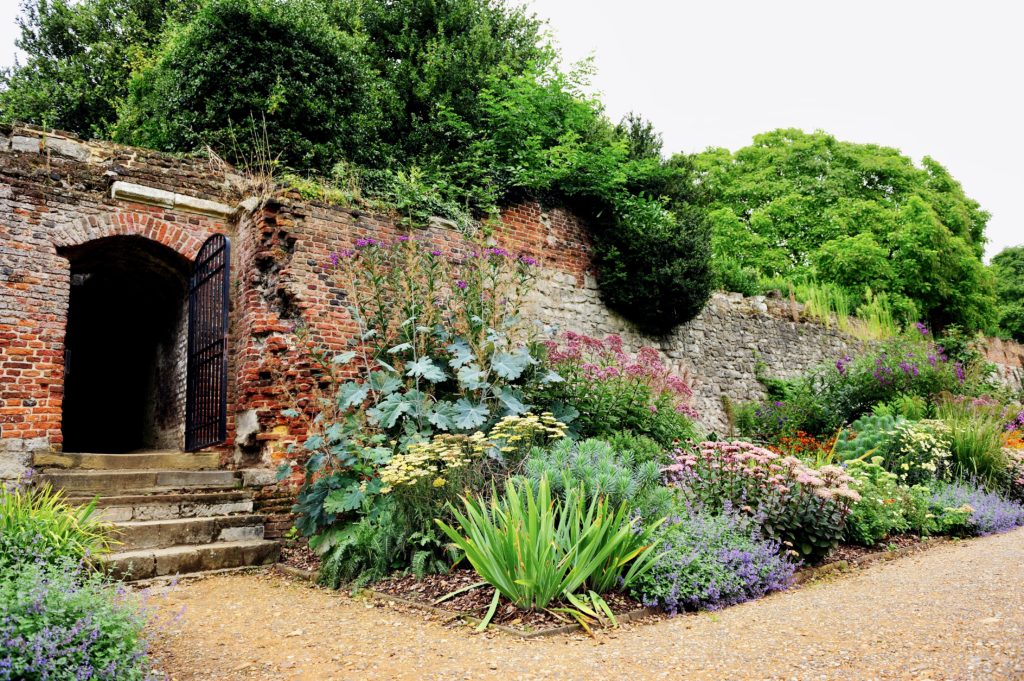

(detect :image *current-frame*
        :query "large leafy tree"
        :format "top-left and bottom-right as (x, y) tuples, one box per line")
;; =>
(695, 129), (996, 331)
(116, 0), (382, 171)
(0, 0), (198, 137)
(990, 246), (1024, 342)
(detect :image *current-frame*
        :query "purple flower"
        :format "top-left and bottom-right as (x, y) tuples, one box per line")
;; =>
(954, 361), (965, 383)
(455, 280), (468, 290)
(328, 252), (340, 266)
(518, 255), (538, 266)
(835, 355), (852, 375)
(429, 249), (442, 257)
(915, 322), (930, 336)
(396, 235), (410, 242)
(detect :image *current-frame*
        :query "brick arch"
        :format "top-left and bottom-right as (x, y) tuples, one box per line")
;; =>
(54, 210), (212, 261)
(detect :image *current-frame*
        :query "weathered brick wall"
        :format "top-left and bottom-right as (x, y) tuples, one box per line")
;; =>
(0, 126), (239, 478)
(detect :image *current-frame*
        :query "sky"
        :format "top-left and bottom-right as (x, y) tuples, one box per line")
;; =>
(525, 0), (1022, 261)
(0, 0), (1019, 260)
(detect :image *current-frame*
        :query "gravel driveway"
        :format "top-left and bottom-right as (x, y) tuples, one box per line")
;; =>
(148, 527), (1024, 680)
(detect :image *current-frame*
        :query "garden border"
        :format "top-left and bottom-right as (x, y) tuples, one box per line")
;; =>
(270, 536), (949, 639)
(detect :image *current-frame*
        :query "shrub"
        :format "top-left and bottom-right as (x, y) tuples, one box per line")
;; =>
(628, 506), (796, 614)
(590, 195), (714, 334)
(436, 477), (662, 610)
(117, 0), (380, 172)
(928, 481), (1024, 536)
(523, 437), (664, 518)
(844, 458), (911, 546)
(0, 559), (154, 680)
(0, 479), (113, 571)
(665, 441), (860, 563)
(740, 336), (986, 441)
(531, 332), (698, 446)
(316, 494), (456, 589)
(883, 420), (952, 485)
(834, 414), (903, 461)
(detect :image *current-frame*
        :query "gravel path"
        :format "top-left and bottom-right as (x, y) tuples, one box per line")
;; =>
(148, 528), (1024, 680)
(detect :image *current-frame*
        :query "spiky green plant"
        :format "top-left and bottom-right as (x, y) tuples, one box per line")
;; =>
(437, 477), (662, 611)
(0, 482), (113, 570)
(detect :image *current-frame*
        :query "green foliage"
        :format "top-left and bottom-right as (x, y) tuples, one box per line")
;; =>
(935, 396), (1011, 486)
(529, 333), (698, 447)
(0, 0), (198, 137)
(116, 0), (379, 171)
(739, 336), (986, 441)
(0, 481), (114, 571)
(0, 558), (154, 680)
(844, 458), (911, 546)
(590, 193), (713, 333)
(990, 245), (1024, 342)
(436, 477), (662, 609)
(523, 437), (665, 517)
(316, 495), (457, 588)
(697, 129), (997, 332)
(834, 414), (902, 462)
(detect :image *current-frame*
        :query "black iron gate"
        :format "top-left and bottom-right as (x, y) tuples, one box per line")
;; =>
(185, 234), (230, 451)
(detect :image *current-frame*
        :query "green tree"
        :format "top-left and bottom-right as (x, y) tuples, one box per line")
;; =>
(696, 129), (995, 331)
(0, 0), (197, 137)
(990, 246), (1024, 342)
(116, 0), (381, 172)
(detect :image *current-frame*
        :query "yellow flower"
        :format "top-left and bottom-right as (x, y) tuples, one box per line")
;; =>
(433, 477), (447, 488)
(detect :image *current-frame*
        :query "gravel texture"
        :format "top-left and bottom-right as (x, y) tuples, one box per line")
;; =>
(148, 527), (1024, 680)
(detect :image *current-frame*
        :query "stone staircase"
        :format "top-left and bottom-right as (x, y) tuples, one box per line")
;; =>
(34, 451), (281, 581)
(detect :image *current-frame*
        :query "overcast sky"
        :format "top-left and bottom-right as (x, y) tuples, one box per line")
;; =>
(0, 0), (1019, 259)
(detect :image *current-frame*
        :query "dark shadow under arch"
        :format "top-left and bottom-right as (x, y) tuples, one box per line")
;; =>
(59, 236), (191, 452)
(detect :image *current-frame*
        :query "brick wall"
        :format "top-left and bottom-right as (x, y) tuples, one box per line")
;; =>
(0, 126), (238, 477)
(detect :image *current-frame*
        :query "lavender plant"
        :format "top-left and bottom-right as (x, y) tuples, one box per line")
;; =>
(928, 480), (1024, 536)
(628, 505), (796, 614)
(0, 559), (156, 680)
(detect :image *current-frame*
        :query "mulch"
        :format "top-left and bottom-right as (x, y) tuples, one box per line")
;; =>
(372, 569), (645, 631)
(279, 542), (319, 572)
(823, 534), (925, 565)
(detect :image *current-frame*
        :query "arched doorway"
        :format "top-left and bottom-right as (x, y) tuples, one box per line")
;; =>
(60, 236), (190, 453)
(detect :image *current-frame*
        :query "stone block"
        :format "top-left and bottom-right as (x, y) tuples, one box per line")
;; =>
(11, 135), (40, 153)
(45, 137), (90, 162)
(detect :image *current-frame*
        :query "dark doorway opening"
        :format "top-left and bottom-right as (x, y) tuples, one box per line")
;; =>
(61, 236), (190, 453)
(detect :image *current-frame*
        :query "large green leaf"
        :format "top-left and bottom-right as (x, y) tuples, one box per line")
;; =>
(428, 401), (459, 431)
(368, 370), (403, 395)
(456, 364), (488, 390)
(366, 392), (412, 429)
(337, 381), (370, 409)
(494, 387), (528, 415)
(491, 347), (533, 380)
(453, 399), (489, 430)
(322, 479), (364, 514)
(406, 356), (447, 383)
(446, 340), (474, 368)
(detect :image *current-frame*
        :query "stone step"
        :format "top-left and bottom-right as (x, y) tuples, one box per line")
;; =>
(113, 515), (266, 551)
(103, 539), (280, 581)
(33, 450), (220, 471)
(38, 469), (241, 496)
(67, 490), (255, 523)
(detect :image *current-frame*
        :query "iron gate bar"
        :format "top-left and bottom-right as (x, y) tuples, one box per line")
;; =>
(185, 233), (230, 452)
